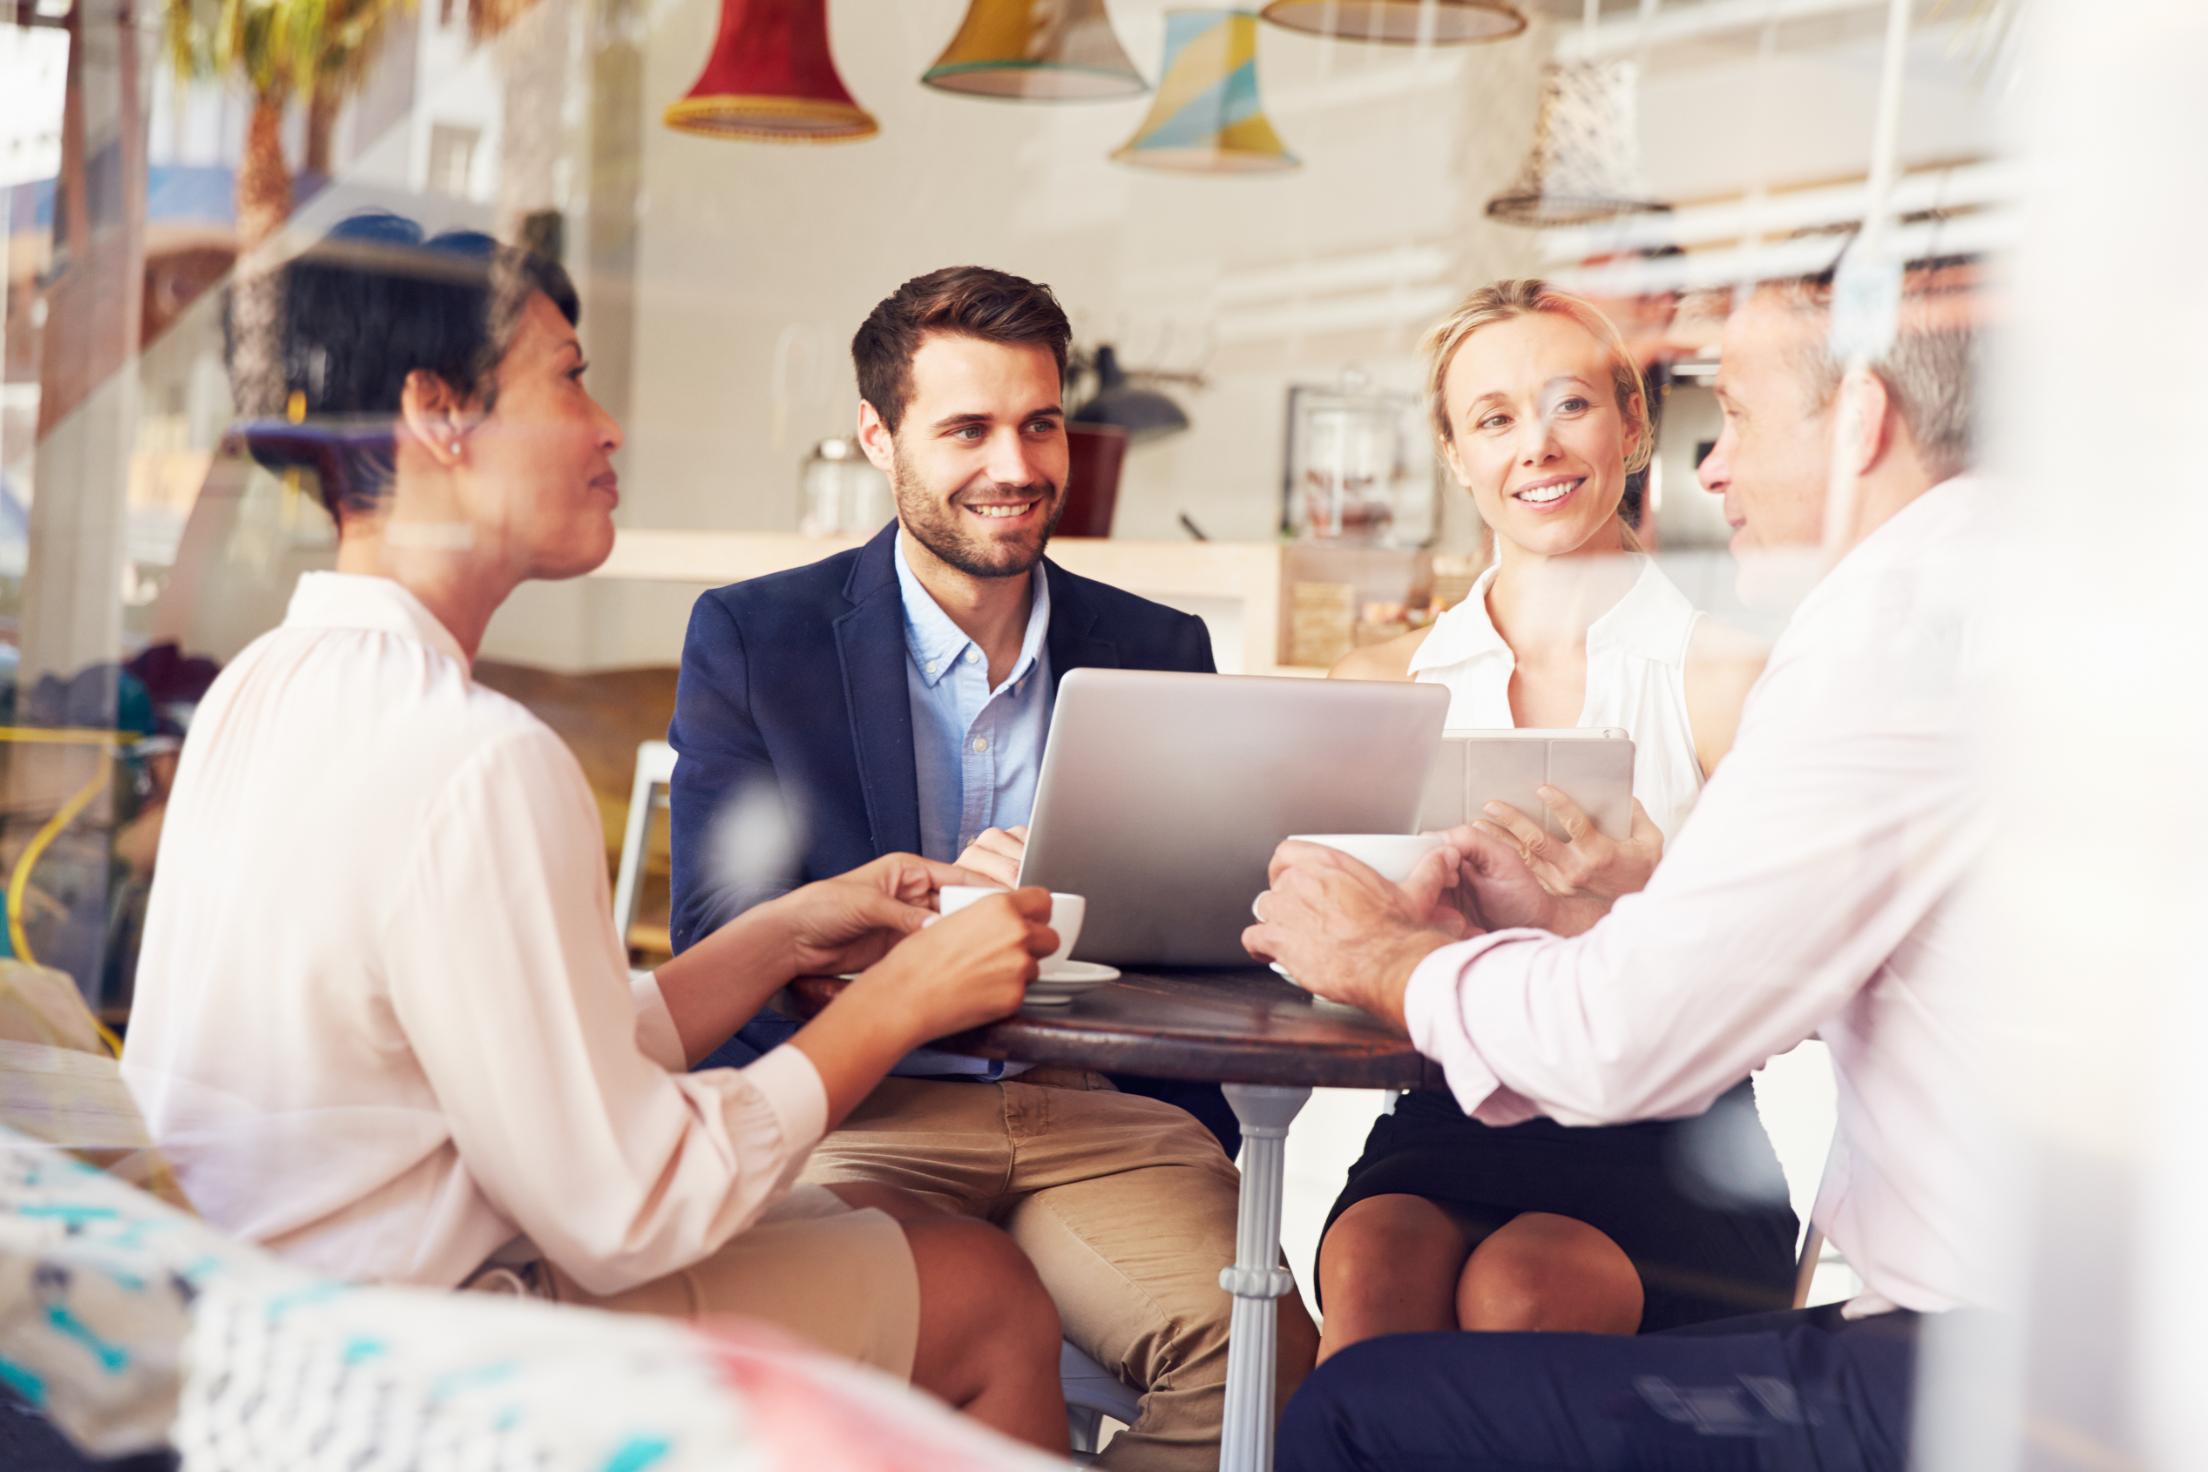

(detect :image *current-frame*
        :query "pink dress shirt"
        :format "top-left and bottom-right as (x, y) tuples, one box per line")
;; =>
(124, 573), (827, 1293)
(1405, 478), (1996, 1314)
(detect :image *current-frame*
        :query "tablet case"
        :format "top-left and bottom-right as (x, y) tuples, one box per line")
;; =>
(1415, 729), (1636, 840)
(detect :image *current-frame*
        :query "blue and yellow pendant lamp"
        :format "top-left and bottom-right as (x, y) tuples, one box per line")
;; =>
(1112, 9), (1299, 173)
(1106, 1), (1530, 175)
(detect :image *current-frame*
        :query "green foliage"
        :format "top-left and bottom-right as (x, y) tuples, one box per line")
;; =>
(163, 0), (415, 105)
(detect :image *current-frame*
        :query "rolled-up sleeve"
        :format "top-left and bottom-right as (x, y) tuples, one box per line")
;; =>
(628, 970), (686, 1072)
(1401, 601), (1979, 1130)
(381, 725), (828, 1296)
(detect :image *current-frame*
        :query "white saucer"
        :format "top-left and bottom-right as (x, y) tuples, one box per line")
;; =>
(1040, 960), (1119, 984)
(1022, 960), (1120, 1005)
(1269, 962), (1365, 1014)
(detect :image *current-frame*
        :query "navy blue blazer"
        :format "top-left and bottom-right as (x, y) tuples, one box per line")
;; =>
(666, 521), (1235, 1149)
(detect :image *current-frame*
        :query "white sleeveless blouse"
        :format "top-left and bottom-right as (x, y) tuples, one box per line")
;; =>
(1406, 556), (1707, 841)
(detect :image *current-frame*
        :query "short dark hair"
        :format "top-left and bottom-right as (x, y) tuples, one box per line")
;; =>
(851, 266), (1071, 433)
(228, 210), (580, 521)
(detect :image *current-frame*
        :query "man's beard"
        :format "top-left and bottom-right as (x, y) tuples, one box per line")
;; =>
(893, 453), (1066, 580)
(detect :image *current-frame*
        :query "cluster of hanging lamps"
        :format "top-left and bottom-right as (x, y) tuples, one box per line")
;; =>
(658, 0), (1662, 225)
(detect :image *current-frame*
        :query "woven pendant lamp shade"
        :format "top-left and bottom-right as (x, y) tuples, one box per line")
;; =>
(1112, 9), (1298, 174)
(1485, 60), (1667, 224)
(924, 0), (1149, 100)
(1260, 0), (1525, 45)
(665, 0), (878, 142)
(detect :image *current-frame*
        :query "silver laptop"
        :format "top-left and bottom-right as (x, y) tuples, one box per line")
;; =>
(1018, 668), (1449, 966)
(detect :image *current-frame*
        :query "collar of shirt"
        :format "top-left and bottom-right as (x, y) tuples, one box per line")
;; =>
(1783, 474), (1986, 634)
(893, 528), (1052, 693)
(285, 572), (469, 667)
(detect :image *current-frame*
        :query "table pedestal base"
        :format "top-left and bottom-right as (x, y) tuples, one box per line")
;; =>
(1218, 1082), (1311, 1472)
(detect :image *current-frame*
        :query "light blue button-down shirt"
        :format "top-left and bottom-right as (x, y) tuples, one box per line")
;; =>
(891, 531), (1053, 1079)
(894, 531), (1054, 867)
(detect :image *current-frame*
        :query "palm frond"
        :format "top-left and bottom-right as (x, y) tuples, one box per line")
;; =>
(162, 0), (204, 82)
(166, 0), (413, 102)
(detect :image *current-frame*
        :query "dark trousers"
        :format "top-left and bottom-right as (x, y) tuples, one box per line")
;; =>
(1280, 1304), (1927, 1471)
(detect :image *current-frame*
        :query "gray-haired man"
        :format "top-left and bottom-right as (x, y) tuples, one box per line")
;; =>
(1258, 260), (1994, 1472)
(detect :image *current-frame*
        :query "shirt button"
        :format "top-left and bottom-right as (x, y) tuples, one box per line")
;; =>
(925, 659), (939, 675)
(964, 649), (980, 665)
(971, 737), (989, 754)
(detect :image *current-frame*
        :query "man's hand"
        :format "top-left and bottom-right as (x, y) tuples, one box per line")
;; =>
(954, 826), (1027, 889)
(1242, 841), (1463, 1030)
(768, 853), (988, 976)
(1476, 789), (1662, 902)
(1440, 824), (1611, 939)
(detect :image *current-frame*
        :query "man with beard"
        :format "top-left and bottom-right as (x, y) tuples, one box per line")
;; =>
(666, 265), (1316, 1470)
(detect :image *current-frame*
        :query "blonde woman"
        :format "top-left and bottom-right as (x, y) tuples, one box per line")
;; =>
(1315, 280), (1798, 1361)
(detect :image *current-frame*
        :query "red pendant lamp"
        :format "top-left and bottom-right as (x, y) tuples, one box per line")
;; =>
(664, 0), (879, 143)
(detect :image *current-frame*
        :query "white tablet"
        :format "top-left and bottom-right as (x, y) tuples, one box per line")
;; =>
(1415, 728), (1636, 841)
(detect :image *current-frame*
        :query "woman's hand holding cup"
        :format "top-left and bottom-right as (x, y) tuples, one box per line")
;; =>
(851, 886), (1060, 1044)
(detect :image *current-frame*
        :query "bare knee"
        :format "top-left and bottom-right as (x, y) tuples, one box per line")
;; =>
(907, 1217), (1062, 1377)
(1316, 1195), (1474, 1359)
(1320, 1196), (1475, 1312)
(1454, 1212), (1642, 1335)
(901, 1217), (1067, 1452)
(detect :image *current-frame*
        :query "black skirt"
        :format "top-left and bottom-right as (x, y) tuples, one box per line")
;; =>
(1324, 1080), (1801, 1332)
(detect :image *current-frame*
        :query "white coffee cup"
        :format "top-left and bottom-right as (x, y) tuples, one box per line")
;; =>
(1285, 832), (1450, 883)
(939, 885), (1086, 971)
(1260, 834), (1449, 991)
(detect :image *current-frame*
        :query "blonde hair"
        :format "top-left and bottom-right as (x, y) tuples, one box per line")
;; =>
(1421, 278), (1653, 476)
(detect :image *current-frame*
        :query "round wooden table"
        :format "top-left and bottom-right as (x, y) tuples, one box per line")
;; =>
(785, 964), (1441, 1472)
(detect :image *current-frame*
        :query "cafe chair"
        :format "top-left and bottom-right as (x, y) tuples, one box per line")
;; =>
(1753, 1045), (1857, 1308)
(612, 740), (678, 958)
(1061, 1340), (1141, 1459)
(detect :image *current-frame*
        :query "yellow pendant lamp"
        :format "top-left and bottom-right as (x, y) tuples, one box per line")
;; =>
(1259, 0), (1525, 45)
(924, 0), (1149, 100)
(1112, 9), (1298, 174)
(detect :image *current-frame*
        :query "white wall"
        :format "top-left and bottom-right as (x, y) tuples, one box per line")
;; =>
(1637, 14), (2006, 203)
